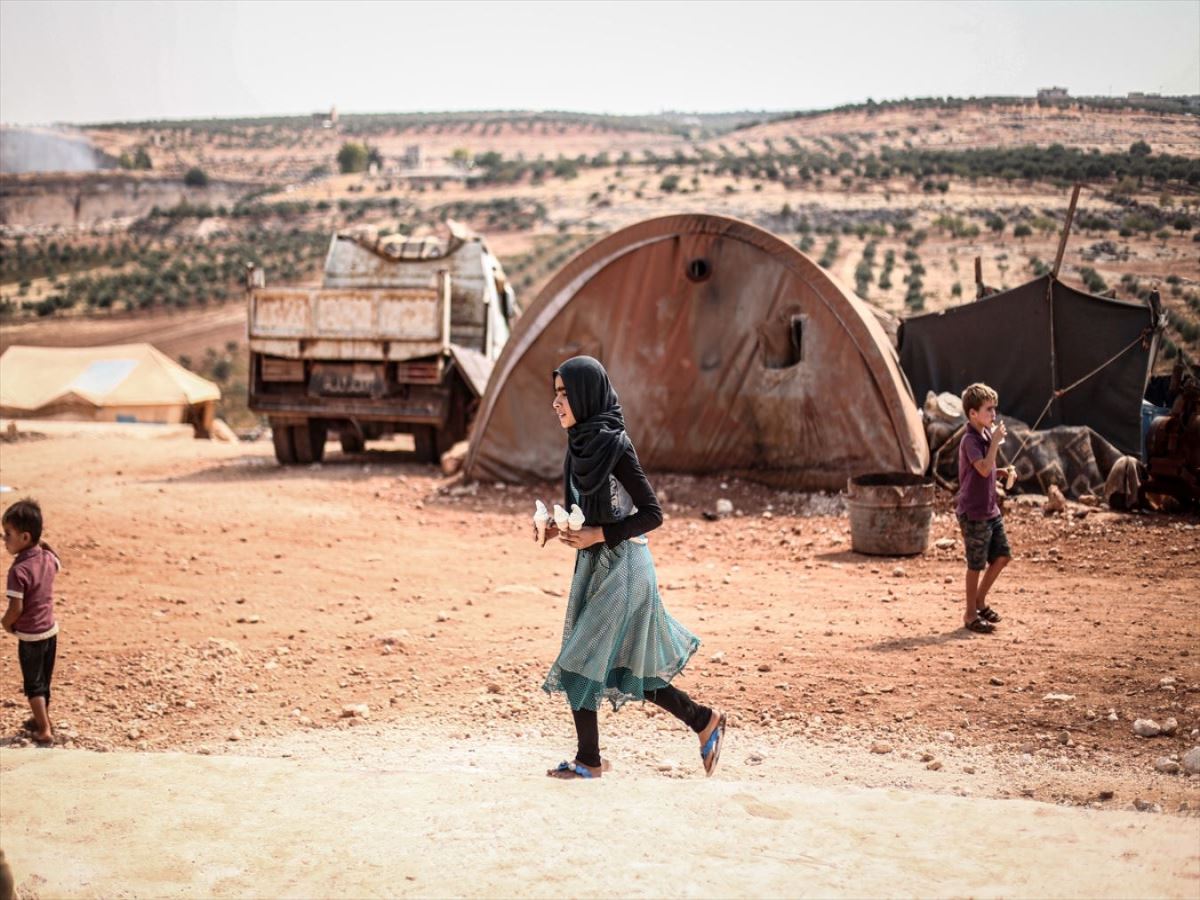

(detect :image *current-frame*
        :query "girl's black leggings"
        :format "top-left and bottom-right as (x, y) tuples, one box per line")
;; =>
(571, 685), (712, 769)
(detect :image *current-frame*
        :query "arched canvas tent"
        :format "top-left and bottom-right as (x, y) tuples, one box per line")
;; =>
(465, 214), (928, 489)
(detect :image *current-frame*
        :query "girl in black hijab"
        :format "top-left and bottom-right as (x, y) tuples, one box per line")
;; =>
(537, 356), (726, 779)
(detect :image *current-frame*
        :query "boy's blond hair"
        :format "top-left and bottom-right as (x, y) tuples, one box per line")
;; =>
(961, 382), (998, 416)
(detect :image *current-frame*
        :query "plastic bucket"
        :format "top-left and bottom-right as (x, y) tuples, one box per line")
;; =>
(846, 472), (935, 556)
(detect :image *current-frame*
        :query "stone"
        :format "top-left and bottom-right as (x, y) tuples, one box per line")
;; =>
(715, 499), (734, 518)
(227, 730), (243, 741)
(710, 651), (726, 665)
(1153, 757), (1181, 775)
(1132, 798), (1162, 813)
(341, 704), (370, 719)
(1045, 484), (1067, 513)
(1098, 789), (1114, 801)
(1181, 747), (1200, 775)
(1161, 717), (1178, 736)
(1042, 693), (1075, 702)
(656, 759), (679, 773)
(934, 538), (956, 550)
(926, 760), (943, 771)
(870, 742), (893, 754)
(745, 751), (766, 766)
(989, 676), (1005, 686)
(436, 612), (450, 622)
(892, 566), (905, 578)
(1132, 718), (1161, 738)
(440, 441), (469, 476)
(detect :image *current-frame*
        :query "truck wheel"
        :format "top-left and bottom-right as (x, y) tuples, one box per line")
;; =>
(272, 423), (297, 465)
(292, 421), (326, 464)
(412, 426), (438, 463)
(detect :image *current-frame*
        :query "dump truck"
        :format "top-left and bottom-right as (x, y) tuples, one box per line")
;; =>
(247, 222), (517, 464)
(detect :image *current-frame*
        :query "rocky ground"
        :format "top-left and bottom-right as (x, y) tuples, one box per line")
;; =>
(0, 426), (1197, 817)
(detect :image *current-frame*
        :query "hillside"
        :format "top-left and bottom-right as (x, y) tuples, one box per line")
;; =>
(2, 99), (1198, 420)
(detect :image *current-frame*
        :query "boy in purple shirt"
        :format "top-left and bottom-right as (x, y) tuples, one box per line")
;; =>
(2, 498), (61, 745)
(957, 383), (1015, 634)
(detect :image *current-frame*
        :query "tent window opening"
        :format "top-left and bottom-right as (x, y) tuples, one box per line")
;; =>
(761, 315), (805, 369)
(685, 258), (711, 283)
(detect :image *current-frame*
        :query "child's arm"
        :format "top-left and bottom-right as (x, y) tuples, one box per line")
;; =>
(1, 596), (21, 634)
(3, 566), (28, 633)
(971, 423), (1007, 477)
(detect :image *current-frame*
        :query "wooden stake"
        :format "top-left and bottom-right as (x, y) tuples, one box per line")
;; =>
(974, 256), (983, 299)
(1051, 184), (1081, 279)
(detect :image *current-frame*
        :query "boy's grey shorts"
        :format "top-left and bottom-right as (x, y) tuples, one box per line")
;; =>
(957, 514), (1011, 571)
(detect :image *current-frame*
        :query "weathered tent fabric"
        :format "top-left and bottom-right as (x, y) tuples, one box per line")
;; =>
(0, 343), (219, 423)
(465, 215), (928, 489)
(899, 276), (1158, 455)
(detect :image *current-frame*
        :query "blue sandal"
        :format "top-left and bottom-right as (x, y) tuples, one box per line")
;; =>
(701, 712), (727, 777)
(548, 760), (595, 779)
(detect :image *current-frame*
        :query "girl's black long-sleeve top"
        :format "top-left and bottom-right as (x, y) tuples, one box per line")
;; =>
(599, 447), (664, 549)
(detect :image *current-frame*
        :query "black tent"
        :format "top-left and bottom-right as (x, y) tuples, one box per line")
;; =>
(899, 275), (1159, 455)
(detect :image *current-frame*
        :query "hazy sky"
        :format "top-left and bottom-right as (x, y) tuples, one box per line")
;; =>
(1, 0), (1197, 125)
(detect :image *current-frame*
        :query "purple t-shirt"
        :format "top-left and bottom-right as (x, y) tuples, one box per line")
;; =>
(957, 427), (1000, 520)
(6, 545), (59, 636)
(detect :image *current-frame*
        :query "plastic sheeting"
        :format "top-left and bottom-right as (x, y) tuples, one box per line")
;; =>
(899, 276), (1158, 456)
(465, 214), (928, 489)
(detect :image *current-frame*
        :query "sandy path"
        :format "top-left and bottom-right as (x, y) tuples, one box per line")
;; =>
(2, 742), (1197, 899)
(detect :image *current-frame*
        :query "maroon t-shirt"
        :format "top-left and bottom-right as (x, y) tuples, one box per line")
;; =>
(957, 426), (1000, 520)
(6, 545), (59, 635)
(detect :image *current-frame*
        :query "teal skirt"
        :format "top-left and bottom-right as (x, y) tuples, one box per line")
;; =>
(542, 537), (700, 712)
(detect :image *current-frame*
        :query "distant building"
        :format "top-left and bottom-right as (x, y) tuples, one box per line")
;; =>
(402, 145), (422, 169)
(1037, 87), (1069, 101)
(311, 106), (338, 130)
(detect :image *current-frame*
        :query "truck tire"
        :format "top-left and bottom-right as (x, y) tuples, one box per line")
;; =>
(292, 421), (326, 464)
(272, 423), (297, 465)
(412, 426), (438, 463)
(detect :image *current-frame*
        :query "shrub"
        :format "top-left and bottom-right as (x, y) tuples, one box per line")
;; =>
(1078, 266), (1108, 294)
(337, 142), (369, 174)
(660, 174), (680, 193)
(184, 167), (209, 188)
(1013, 223), (1032, 238)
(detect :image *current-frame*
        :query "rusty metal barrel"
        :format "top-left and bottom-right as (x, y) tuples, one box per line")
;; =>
(846, 472), (935, 556)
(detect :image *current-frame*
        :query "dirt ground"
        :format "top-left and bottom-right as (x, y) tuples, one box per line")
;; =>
(0, 426), (1198, 820)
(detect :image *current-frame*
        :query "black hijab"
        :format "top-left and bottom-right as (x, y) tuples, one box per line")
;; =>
(555, 356), (631, 525)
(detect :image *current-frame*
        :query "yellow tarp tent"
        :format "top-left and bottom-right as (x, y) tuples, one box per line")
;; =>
(0, 343), (220, 433)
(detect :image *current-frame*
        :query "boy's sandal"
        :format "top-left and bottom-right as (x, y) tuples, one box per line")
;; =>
(965, 616), (995, 634)
(978, 605), (1001, 623)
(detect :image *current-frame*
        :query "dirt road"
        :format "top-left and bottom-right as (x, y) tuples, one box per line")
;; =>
(0, 428), (1197, 895)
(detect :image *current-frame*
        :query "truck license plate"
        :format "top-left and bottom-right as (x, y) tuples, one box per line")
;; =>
(311, 364), (384, 397)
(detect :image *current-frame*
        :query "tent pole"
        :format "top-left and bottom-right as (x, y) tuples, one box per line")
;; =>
(1051, 184), (1081, 279)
